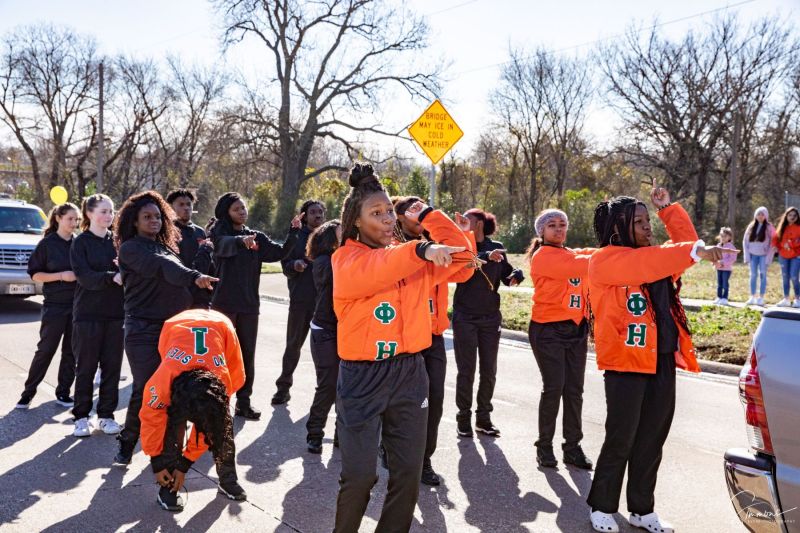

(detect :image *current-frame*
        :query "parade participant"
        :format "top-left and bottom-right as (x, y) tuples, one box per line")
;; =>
(209, 192), (302, 420)
(140, 308), (246, 512)
(332, 163), (472, 532)
(713, 227), (737, 305)
(525, 208), (596, 469)
(304, 219), (341, 454)
(586, 184), (738, 533)
(70, 194), (125, 437)
(452, 208), (524, 438)
(114, 191), (217, 465)
(387, 195), (477, 486)
(742, 206), (776, 306)
(772, 207), (800, 307)
(15, 203), (79, 410)
(166, 189), (206, 268)
(273, 199), (326, 405)
(190, 217), (218, 310)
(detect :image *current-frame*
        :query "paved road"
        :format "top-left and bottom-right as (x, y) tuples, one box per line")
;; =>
(0, 295), (748, 532)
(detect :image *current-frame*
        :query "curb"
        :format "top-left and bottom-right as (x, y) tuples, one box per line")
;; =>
(259, 294), (743, 376)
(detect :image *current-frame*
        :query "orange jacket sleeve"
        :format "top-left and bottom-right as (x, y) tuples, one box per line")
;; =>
(659, 204), (698, 243)
(139, 361), (180, 458)
(183, 425), (209, 462)
(333, 241), (427, 300)
(531, 248), (592, 279)
(225, 323), (245, 393)
(589, 242), (697, 287)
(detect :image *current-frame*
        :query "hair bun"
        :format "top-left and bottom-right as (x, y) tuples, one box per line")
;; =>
(349, 163), (377, 187)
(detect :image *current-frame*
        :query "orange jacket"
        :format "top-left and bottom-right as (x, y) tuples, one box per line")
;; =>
(772, 223), (800, 259)
(588, 203), (702, 374)
(333, 210), (472, 361)
(429, 231), (477, 335)
(139, 309), (245, 462)
(529, 245), (598, 325)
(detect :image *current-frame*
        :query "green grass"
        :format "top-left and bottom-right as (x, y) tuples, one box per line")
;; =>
(261, 264), (283, 274)
(686, 305), (761, 365)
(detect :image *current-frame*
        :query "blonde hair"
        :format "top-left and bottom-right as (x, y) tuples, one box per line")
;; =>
(716, 226), (734, 243)
(80, 194), (114, 232)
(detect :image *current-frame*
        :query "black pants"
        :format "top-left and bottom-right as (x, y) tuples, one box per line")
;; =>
(306, 327), (339, 441)
(22, 306), (75, 400)
(452, 310), (501, 424)
(120, 319), (163, 445)
(587, 351), (677, 515)
(72, 320), (124, 420)
(528, 320), (588, 451)
(216, 310), (259, 408)
(152, 412), (237, 485)
(275, 301), (314, 392)
(424, 334), (446, 463)
(334, 353), (429, 533)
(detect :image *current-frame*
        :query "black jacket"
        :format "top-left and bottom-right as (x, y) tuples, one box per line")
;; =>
(311, 253), (336, 331)
(27, 232), (75, 309)
(281, 225), (316, 305)
(70, 230), (124, 322)
(453, 237), (524, 317)
(118, 236), (200, 322)
(211, 226), (298, 314)
(190, 241), (215, 309)
(175, 220), (207, 267)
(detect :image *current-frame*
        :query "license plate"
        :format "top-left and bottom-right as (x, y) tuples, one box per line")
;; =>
(8, 284), (34, 295)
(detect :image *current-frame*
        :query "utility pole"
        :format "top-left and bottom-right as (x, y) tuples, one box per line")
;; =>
(727, 110), (741, 229)
(97, 61), (105, 193)
(429, 163), (436, 208)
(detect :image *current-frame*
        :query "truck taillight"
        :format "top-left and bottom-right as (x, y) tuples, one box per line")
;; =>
(739, 347), (773, 455)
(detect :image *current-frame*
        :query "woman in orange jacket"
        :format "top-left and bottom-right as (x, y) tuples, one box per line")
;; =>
(526, 208), (596, 470)
(586, 185), (737, 533)
(332, 164), (472, 533)
(139, 308), (245, 512)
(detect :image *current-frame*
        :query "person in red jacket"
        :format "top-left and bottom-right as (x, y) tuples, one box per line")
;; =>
(585, 184), (737, 533)
(139, 308), (245, 512)
(525, 208), (597, 470)
(332, 163), (473, 533)
(772, 206), (800, 307)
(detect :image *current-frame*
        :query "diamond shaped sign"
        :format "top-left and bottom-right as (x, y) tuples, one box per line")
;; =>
(408, 99), (464, 165)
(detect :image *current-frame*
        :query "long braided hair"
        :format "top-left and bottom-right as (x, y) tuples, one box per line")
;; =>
(340, 163), (398, 246)
(590, 196), (690, 336)
(168, 369), (234, 468)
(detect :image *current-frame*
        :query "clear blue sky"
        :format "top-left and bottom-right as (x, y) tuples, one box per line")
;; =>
(0, 0), (797, 165)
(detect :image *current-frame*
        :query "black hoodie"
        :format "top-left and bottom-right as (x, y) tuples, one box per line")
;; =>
(280, 225), (316, 305)
(27, 232), (76, 309)
(453, 237), (524, 317)
(70, 229), (124, 321)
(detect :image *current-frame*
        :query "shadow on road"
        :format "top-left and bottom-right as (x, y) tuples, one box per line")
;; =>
(0, 297), (42, 324)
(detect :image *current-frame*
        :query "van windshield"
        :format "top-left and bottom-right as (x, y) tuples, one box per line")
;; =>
(0, 206), (47, 235)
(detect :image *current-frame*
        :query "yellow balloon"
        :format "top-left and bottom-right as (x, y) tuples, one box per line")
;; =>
(49, 186), (68, 205)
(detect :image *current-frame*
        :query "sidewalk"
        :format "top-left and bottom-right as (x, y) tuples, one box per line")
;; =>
(258, 274), (745, 375)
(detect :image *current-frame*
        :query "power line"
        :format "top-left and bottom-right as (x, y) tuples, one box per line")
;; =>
(426, 0), (482, 17)
(453, 0), (757, 76)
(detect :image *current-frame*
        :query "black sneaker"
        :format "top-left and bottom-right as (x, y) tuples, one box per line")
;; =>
(457, 419), (473, 438)
(307, 437), (323, 454)
(15, 394), (32, 410)
(114, 435), (135, 465)
(421, 460), (441, 486)
(234, 405), (261, 420)
(271, 390), (291, 405)
(218, 481), (247, 501)
(475, 421), (500, 437)
(378, 442), (388, 470)
(563, 445), (593, 470)
(157, 486), (185, 511)
(536, 446), (558, 468)
(55, 395), (74, 408)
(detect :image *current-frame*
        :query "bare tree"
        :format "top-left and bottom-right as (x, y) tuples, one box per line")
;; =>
(215, 0), (441, 227)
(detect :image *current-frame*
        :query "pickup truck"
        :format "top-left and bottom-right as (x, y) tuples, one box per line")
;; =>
(725, 307), (800, 532)
(0, 198), (47, 297)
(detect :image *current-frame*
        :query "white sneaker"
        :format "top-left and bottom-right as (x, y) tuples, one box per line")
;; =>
(73, 417), (93, 438)
(756, 296), (765, 306)
(793, 300), (800, 308)
(590, 510), (619, 532)
(712, 298), (720, 305)
(777, 298), (791, 307)
(719, 298), (729, 306)
(94, 369), (101, 387)
(629, 512), (674, 533)
(98, 418), (121, 435)
(745, 296), (757, 305)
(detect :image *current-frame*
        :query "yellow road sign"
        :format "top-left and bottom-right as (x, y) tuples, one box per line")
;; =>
(408, 99), (463, 165)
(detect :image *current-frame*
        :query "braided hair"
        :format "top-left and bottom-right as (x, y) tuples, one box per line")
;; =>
(589, 196), (691, 337)
(340, 163), (389, 246)
(168, 369), (234, 469)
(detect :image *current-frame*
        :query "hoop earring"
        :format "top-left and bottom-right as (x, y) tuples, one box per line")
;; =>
(610, 233), (622, 246)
